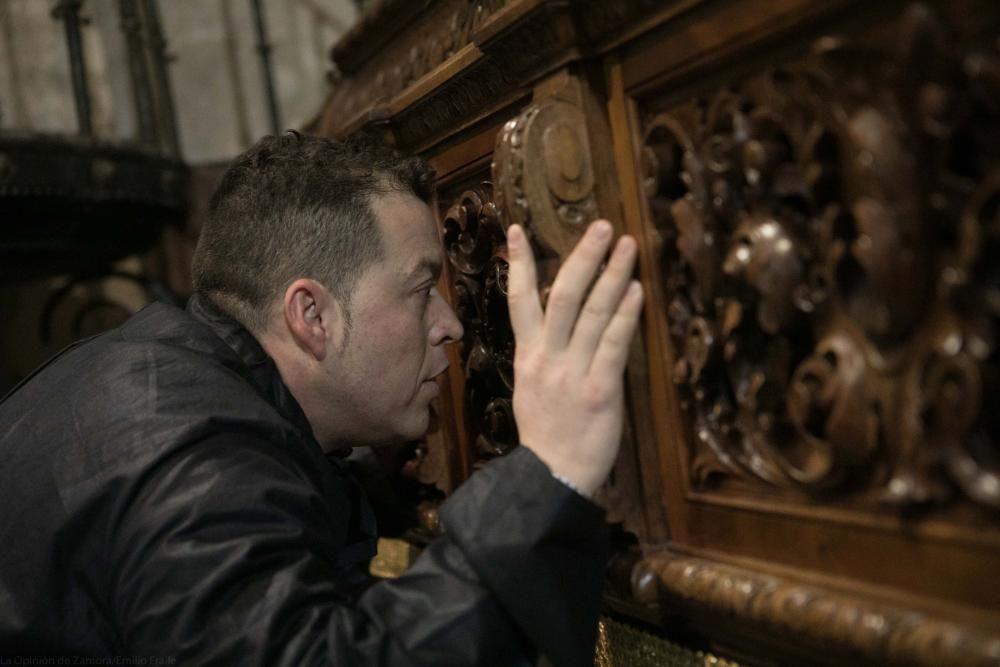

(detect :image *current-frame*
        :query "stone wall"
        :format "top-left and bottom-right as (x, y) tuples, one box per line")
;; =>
(0, 0), (357, 162)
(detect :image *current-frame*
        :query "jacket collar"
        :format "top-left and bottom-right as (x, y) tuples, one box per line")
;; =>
(185, 294), (351, 460)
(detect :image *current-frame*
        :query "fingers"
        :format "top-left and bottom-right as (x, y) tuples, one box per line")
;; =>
(589, 280), (644, 379)
(542, 220), (615, 349)
(505, 224), (543, 344)
(569, 235), (638, 362)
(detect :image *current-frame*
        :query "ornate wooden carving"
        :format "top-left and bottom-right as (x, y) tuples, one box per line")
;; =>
(494, 99), (600, 258)
(643, 4), (1000, 511)
(323, 0), (1000, 663)
(473, 0), (578, 82)
(432, 90), (654, 543)
(491, 93), (659, 544)
(393, 59), (518, 148)
(323, 0), (514, 130)
(316, 0), (684, 147)
(437, 98), (610, 470)
(633, 553), (1000, 667)
(440, 186), (518, 469)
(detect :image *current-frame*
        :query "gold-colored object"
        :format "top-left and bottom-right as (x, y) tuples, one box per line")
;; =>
(368, 537), (419, 579)
(595, 616), (740, 667)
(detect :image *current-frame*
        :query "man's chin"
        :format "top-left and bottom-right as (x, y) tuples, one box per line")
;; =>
(361, 402), (434, 448)
(404, 406), (432, 440)
(404, 403), (437, 442)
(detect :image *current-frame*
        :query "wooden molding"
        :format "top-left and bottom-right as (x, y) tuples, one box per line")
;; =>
(331, 0), (434, 75)
(634, 552), (1000, 666)
(319, 0), (692, 148)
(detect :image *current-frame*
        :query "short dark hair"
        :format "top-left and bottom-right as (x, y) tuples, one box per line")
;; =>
(192, 132), (435, 333)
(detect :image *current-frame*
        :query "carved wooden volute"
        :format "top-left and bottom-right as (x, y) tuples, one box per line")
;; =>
(494, 98), (598, 259)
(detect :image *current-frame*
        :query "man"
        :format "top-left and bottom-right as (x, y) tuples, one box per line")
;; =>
(0, 133), (643, 665)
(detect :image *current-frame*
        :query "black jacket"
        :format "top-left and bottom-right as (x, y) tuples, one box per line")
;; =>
(0, 295), (608, 665)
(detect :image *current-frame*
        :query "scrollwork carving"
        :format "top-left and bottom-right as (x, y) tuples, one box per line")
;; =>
(647, 3), (1000, 510)
(442, 185), (517, 468)
(494, 99), (600, 259)
(443, 189), (505, 275)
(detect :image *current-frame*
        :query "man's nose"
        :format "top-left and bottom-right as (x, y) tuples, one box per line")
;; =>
(429, 289), (464, 345)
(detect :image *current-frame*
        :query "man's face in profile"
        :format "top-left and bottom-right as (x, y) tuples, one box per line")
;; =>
(318, 191), (463, 446)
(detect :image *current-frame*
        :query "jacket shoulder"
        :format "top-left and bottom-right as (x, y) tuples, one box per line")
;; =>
(0, 303), (297, 468)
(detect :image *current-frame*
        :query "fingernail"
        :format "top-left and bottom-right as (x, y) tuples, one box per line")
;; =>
(508, 225), (522, 246)
(593, 220), (612, 239)
(615, 236), (635, 257)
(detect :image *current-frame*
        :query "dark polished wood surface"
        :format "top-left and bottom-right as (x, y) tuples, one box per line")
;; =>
(319, 1), (1000, 664)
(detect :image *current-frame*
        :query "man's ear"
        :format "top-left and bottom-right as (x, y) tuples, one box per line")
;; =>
(281, 278), (344, 361)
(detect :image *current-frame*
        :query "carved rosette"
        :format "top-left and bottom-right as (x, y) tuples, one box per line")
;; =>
(646, 4), (1000, 510)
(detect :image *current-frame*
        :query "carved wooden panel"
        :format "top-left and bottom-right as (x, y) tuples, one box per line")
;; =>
(614, 1), (1000, 663)
(321, 0), (1000, 663)
(641, 2), (1000, 516)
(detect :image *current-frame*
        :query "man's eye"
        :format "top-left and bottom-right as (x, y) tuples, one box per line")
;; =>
(420, 286), (434, 303)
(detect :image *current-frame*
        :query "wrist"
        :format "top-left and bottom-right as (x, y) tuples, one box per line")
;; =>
(552, 471), (590, 498)
(521, 443), (603, 496)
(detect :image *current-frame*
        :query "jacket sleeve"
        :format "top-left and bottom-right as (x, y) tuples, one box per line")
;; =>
(108, 435), (608, 666)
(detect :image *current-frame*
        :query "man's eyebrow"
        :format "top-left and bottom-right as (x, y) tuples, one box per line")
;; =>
(405, 257), (443, 282)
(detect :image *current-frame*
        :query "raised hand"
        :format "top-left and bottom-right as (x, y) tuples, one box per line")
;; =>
(506, 220), (644, 496)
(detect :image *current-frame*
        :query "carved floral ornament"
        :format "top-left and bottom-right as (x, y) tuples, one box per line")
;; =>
(442, 187), (518, 464)
(643, 4), (1000, 509)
